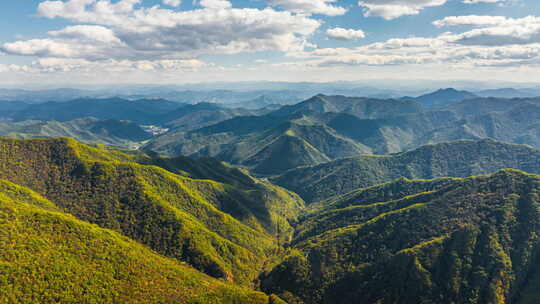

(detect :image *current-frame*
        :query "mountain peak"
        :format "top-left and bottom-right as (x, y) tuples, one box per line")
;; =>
(415, 88), (477, 108)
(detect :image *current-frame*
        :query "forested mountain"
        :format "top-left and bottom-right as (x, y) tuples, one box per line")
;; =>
(0, 179), (283, 303)
(262, 169), (540, 304)
(273, 139), (540, 203)
(0, 98), (265, 148)
(2, 90), (540, 303)
(4, 93), (540, 176)
(0, 100), (29, 117)
(413, 88), (477, 108)
(145, 94), (540, 175)
(0, 138), (303, 287)
(3, 137), (540, 303)
(161, 102), (261, 131)
(0, 118), (151, 148)
(9, 98), (182, 124)
(476, 88), (536, 98)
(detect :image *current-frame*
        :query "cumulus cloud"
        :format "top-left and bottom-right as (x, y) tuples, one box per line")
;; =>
(163, 0), (181, 7)
(358, 0), (447, 20)
(433, 15), (511, 27)
(199, 0), (232, 9)
(3, 0), (320, 64)
(2, 39), (77, 58)
(434, 16), (540, 46)
(268, 0), (347, 16)
(357, 0), (511, 20)
(4, 0), (538, 80)
(49, 25), (122, 44)
(285, 14), (540, 69)
(326, 28), (366, 41)
(1, 57), (209, 74)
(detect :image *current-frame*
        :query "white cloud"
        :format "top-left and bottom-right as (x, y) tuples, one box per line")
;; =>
(434, 16), (540, 46)
(326, 28), (365, 41)
(1, 57), (209, 74)
(199, 0), (232, 9)
(269, 0), (347, 16)
(163, 0), (181, 7)
(285, 16), (540, 69)
(433, 15), (512, 27)
(49, 25), (122, 44)
(462, 0), (504, 3)
(357, 0), (511, 19)
(3, 0), (538, 83)
(2, 39), (77, 58)
(3, 0), (320, 62)
(358, 0), (447, 20)
(368, 37), (446, 49)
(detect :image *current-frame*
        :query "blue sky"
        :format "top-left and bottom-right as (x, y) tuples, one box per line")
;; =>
(1, 0), (540, 85)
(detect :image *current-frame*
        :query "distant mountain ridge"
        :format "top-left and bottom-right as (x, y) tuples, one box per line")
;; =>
(476, 88), (536, 98)
(146, 93), (540, 175)
(11, 97), (183, 124)
(0, 118), (151, 148)
(272, 139), (540, 203)
(413, 88), (478, 108)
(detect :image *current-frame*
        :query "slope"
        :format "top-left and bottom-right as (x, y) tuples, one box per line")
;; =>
(413, 88), (477, 108)
(146, 95), (540, 175)
(0, 137), (304, 286)
(0, 179), (283, 304)
(0, 118), (151, 148)
(273, 139), (540, 203)
(161, 103), (257, 131)
(213, 121), (369, 175)
(262, 170), (540, 304)
(11, 98), (182, 124)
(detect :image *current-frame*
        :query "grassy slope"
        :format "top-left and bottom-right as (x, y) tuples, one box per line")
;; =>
(273, 139), (540, 203)
(0, 179), (284, 304)
(0, 137), (303, 286)
(262, 169), (540, 304)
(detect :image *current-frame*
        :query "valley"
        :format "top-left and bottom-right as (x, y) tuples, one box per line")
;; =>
(4, 0), (540, 302)
(1, 88), (540, 303)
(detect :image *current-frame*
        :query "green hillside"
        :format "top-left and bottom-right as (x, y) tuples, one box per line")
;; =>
(0, 179), (284, 304)
(414, 88), (477, 108)
(0, 118), (151, 149)
(262, 169), (540, 304)
(145, 95), (540, 175)
(0, 138), (304, 286)
(148, 117), (370, 175)
(273, 139), (540, 203)
(162, 102), (258, 131)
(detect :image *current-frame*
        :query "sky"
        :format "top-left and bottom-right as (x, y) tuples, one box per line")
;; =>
(1, 0), (540, 86)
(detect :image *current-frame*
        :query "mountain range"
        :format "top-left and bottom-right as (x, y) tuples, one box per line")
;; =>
(145, 94), (540, 175)
(0, 118), (151, 148)
(272, 139), (540, 203)
(411, 88), (478, 108)
(0, 178), (284, 303)
(0, 138), (303, 286)
(262, 169), (540, 304)
(2, 87), (540, 303)
(1, 133), (540, 303)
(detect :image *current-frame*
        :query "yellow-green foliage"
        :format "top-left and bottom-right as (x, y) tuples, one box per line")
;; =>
(0, 137), (303, 286)
(262, 169), (540, 304)
(0, 180), (274, 304)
